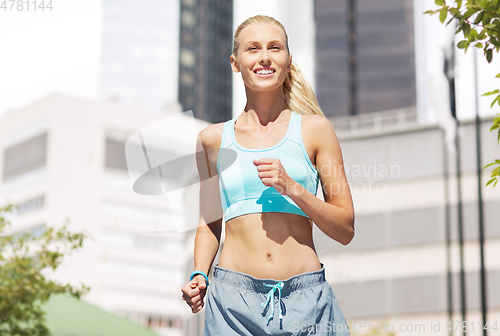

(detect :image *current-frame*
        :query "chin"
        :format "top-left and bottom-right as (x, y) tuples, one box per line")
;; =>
(249, 81), (283, 89)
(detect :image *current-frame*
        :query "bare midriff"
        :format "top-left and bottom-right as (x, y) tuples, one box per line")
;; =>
(218, 211), (322, 280)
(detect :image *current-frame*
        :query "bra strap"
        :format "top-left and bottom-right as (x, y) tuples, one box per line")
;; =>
(287, 111), (302, 143)
(220, 118), (235, 148)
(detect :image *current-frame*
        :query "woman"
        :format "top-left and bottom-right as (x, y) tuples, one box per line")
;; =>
(181, 15), (354, 336)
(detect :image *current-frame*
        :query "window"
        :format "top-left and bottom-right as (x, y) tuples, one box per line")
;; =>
(105, 139), (128, 171)
(11, 195), (45, 217)
(10, 224), (45, 244)
(98, 229), (184, 255)
(99, 259), (183, 283)
(3, 133), (47, 181)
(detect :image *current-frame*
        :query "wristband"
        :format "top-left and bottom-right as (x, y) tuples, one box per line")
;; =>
(190, 270), (209, 287)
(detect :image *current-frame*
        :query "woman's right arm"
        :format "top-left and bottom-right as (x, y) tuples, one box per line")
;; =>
(193, 125), (224, 275)
(181, 125), (224, 313)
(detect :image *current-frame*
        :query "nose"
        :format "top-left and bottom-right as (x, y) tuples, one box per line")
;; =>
(259, 49), (271, 65)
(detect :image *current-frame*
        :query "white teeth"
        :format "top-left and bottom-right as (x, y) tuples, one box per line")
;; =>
(256, 69), (274, 75)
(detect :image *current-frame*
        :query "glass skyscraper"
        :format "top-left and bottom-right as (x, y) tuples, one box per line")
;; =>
(178, 0), (233, 124)
(314, 0), (416, 117)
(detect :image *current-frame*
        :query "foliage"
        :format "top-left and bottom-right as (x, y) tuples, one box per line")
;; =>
(0, 204), (91, 336)
(484, 113), (500, 186)
(424, 0), (500, 186)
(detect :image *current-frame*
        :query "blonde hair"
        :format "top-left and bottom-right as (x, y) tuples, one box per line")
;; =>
(232, 15), (325, 117)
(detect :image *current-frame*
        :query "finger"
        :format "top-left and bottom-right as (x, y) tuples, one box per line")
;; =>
(192, 301), (205, 313)
(182, 293), (192, 304)
(255, 158), (276, 165)
(256, 164), (268, 171)
(189, 287), (201, 297)
(261, 177), (275, 184)
(190, 293), (202, 304)
(256, 163), (276, 172)
(184, 292), (200, 304)
(192, 298), (203, 308)
(257, 171), (274, 178)
(183, 286), (200, 299)
(197, 280), (206, 290)
(194, 275), (207, 289)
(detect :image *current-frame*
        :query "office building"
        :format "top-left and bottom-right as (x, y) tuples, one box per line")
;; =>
(99, 0), (180, 112)
(178, 0), (234, 123)
(0, 93), (208, 336)
(314, 0), (417, 117)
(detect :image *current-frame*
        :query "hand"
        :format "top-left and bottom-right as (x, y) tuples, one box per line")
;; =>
(181, 275), (207, 314)
(253, 158), (298, 196)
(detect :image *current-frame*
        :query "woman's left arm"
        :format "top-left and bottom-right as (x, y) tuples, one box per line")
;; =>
(255, 115), (355, 245)
(290, 116), (354, 245)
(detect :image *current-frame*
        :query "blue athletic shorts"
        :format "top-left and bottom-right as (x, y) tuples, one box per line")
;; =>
(203, 263), (350, 335)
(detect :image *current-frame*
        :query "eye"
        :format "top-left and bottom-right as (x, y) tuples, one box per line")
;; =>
(248, 47), (257, 51)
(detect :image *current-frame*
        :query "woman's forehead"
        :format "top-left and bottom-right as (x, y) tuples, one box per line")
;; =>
(239, 23), (286, 44)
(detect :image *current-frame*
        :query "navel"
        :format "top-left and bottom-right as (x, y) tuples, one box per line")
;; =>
(267, 253), (272, 262)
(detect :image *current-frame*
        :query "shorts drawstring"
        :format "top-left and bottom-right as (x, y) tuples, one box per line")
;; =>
(260, 281), (284, 324)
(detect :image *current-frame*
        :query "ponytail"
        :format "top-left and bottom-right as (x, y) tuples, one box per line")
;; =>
(283, 61), (325, 117)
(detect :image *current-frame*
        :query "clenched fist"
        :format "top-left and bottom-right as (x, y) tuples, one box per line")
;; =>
(181, 275), (207, 313)
(254, 158), (299, 196)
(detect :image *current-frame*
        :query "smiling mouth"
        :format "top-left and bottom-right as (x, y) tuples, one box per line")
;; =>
(254, 68), (276, 75)
(254, 69), (276, 77)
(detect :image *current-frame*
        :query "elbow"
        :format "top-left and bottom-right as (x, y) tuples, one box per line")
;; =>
(340, 228), (354, 246)
(340, 217), (355, 246)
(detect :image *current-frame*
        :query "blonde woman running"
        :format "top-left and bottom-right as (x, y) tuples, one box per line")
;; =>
(181, 14), (354, 336)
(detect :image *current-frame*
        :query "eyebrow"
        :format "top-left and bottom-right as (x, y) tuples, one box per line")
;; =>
(244, 40), (284, 47)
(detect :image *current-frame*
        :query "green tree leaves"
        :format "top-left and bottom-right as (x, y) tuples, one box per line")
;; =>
(0, 205), (91, 336)
(425, 0), (500, 187)
(425, 0), (500, 62)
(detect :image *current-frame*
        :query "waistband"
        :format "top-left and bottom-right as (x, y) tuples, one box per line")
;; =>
(213, 263), (326, 297)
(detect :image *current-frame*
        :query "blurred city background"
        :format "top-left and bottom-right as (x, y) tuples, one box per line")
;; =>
(0, 0), (499, 335)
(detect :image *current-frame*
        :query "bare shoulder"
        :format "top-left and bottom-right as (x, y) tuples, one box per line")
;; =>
(300, 114), (338, 147)
(198, 122), (225, 149)
(301, 113), (334, 130)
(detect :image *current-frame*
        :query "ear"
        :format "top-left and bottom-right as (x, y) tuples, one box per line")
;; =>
(230, 54), (240, 73)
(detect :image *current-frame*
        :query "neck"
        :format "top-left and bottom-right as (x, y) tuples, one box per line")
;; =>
(241, 86), (289, 125)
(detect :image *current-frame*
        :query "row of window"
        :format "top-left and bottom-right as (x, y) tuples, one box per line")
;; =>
(98, 259), (183, 284)
(120, 311), (182, 329)
(9, 224), (45, 245)
(340, 120), (498, 183)
(100, 201), (176, 231)
(314, 201), (500, 254)
(334, 269), (500, 318)
(9, 195), (45, 217)
(315, 0), (416, 117)
(3, 120), (498, 188)
(98, 229), (184, 256)
(2, 133), (47, 182)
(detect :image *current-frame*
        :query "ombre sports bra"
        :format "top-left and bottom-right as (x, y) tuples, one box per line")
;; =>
(216, 111), (320, 223)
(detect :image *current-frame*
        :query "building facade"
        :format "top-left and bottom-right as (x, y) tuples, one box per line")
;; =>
(0, 94), (207, 336)
(178, 0), (234, 124)
(99, 0), (181, 112)
(314, 0), (417, 118)
(315, 113), (500, 335)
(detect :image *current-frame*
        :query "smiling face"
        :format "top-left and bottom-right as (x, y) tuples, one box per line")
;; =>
(231, 23), (292, 92)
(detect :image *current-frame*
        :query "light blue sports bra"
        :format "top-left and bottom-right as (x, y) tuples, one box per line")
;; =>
(216, 111), (320, 223)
